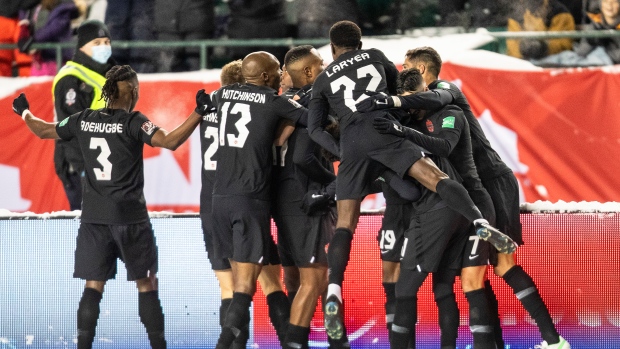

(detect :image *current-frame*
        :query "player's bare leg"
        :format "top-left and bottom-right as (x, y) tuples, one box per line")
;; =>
(216, 261), (262, 349)
(258, 264), (290, 345)
(407, 158), (516, 254)
(77, 281), (106, 349)
(324, 199), (361, 340)
(284, 265), (301, 303)
(284, 264), (328, 349)
(494, 252), (569, 348)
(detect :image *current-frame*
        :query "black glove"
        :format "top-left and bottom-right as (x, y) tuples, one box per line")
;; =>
(195, 89), (213, 115)
(355, 91), (395, 112)
(373, 116), (404, 137)
(301, 190), (331, 215)
(12, 93), (29, 116)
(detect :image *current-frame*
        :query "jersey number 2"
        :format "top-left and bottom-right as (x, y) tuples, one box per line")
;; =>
(330, 64), (382, 112)
(90, 137), (112, 181)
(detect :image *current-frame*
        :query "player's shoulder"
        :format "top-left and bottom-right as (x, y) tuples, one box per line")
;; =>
(431, 80), (461, 93)
(435, 105), (465, 128)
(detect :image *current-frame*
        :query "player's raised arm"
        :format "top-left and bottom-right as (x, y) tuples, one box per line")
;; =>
(150, 89), (211, 150)
(12, 93), (60, 139)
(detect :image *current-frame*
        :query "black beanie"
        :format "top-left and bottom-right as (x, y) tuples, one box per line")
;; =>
(77, 20), (111, 48)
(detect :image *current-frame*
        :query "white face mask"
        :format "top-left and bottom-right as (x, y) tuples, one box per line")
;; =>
(91, 45), (112, 64)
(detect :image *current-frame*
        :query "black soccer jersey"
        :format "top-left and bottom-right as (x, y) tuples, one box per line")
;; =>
(409, 105), (484, 193)
(211, 83), (307, 200)
(199, 104), (219, 215)
(428, 80), (512, 181)
(55, 108), (160, 224)
(273, 84), (335, 215)
(310, 48), (398, 127)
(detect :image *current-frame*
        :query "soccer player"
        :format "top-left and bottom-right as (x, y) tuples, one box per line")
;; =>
(374, 68), (499, 347)
(367, 46), (570, 349)
(11, 65), (207, 349)
(270, 44), (343, 349)
(201, 59), (291, 347)
(306, 20), (515, 341)
(210, 51), (308, 349)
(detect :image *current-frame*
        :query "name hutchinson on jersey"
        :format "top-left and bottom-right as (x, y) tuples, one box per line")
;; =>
(81, 121), (123, 133)
(325, 52), (371, 77)
(221, 89), (266, 104)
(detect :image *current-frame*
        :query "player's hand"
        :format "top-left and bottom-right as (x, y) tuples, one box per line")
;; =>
(355, 91), (394, 112)
(373, 117), (404, 137)
(301, 190), (331, 215)
(195, 89), (213, 115)
(12, 93), (29, 117)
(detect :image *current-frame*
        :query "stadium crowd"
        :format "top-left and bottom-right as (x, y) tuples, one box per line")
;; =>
(1, 0), (619, 76)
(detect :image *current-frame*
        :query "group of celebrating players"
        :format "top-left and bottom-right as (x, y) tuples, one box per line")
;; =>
(12, 19), (570, 349)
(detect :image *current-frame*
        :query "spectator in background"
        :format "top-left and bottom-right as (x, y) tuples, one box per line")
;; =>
(52, 19), (113, 210)
(155, 0), (214, 72)
(507, 0), (575, 60)
(438, 0), (511, 28)
(24, 0), (80, 76)
(84, 0), (106, 22)
(226, 0), (288, 62)
(573, 0), (620, 63)
(104, 0), (156, 73)
(0, 0), (39, 76)
(296, 0), (359, 38)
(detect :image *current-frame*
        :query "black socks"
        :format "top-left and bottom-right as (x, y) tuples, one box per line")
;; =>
(138, 290), (167, 349)
(77, 287), (103, 349)
(327, 228), (354, 285)
(267, 290), (291, 345)
(503, 265), (560, 344)
(464, 289), (494, 349)
(435, 179), (483, 222)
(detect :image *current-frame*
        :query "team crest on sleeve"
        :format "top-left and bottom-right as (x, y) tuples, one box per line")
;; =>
(141, 121), (157, 135)
(426, 119), (434, 132)
(442, 116), (455, 129)
(65, 88), (76, 106)
(59, 118), (69, 127)
(437, 82), (450, 89)
(287, 99), (302, 109)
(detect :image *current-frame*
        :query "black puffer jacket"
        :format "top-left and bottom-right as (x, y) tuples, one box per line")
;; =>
(154, 0), (214, 34)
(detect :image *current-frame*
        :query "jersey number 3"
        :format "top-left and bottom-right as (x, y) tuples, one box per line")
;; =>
(90, 137), (112, 181)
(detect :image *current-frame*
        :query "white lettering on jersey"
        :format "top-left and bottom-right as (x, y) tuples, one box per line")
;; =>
(325, 52), (371, 77)
(203, 112), (218, 123)
(220, 89), (267, 104)
(80, 121), (123, 134)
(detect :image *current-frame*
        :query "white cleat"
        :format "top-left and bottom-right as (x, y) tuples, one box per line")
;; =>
(534, 336), (571, 349)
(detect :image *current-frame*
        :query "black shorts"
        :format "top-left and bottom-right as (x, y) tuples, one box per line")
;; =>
(460, 226), (491, 268)
(337, 116), (425, 200)
(482, 172), (523, 245)
(401, 204), (470, 273)
(74, 221), (158, 281)
(202, 212), (231, 271)
(211, 195), (273, 264)
(274, 207), (336, 267)
(377, 203), (413, 262)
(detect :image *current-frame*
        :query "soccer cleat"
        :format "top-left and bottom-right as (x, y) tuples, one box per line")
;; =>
(474, 220), (518, 254)
(534, 336), (571, 349)
(324, 295), (345, 340)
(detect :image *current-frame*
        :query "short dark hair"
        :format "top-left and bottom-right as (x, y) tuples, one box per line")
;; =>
(329, 21), (361, 49)
(101, 65), (137, 106)
(405, 47), (442, 77)
(396, 68), (425, 94)
(284, 45), (315, 68)
(220, 59), (243, 85)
